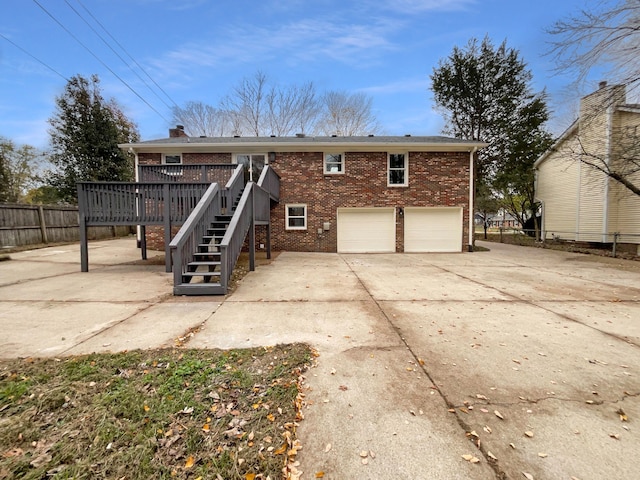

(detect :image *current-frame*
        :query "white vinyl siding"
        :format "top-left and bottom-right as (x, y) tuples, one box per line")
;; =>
(337, 208), (395, 253)
(404, 207), (462, 252)
(536, 137), (580, 241)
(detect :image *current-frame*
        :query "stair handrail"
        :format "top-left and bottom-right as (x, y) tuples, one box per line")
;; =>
(224, 165), (245, 213)
(217, 183), (255, 292)
(169, 183), (222, 292)
(257, 165), (280, 202)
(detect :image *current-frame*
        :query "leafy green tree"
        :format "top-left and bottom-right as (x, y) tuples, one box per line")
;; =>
(430, 36), (552, 238)
(0, 138), (40, 203)
(47, 74), (139, 203)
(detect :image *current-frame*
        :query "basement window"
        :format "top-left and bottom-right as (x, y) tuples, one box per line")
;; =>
(163, 153), (182, 164)
(324, 153), (344, 174)
(286, 204), (307, 230)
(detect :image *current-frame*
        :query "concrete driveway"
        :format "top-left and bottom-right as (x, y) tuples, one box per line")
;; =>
(1, 239), (640, 479)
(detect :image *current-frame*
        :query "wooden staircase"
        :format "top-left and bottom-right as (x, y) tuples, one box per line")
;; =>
(173, 188), (244, 295)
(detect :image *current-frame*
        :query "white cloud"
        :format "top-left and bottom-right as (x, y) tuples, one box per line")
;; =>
(359, 77), (428, 95)
(146, 16), (400, 82)
(370, 0), (476, 14)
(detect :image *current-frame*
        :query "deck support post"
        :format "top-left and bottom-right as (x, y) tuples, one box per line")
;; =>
(78, 184), (89, 272)
(266, 222), (271, 260)
(163, 184), (172, 273)
(140, 225), (147, 260)
(249, 186), (256, 272)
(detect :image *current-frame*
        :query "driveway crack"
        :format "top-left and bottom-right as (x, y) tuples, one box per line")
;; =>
(339, 255), (507, 480)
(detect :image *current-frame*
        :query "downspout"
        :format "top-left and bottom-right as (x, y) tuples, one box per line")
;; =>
(468, 146), (477, 252)
(602, 104), (613, 243)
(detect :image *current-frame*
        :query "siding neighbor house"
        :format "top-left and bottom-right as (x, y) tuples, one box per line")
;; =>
(78, 128), (484, 295)
(534, 82), (640, 254)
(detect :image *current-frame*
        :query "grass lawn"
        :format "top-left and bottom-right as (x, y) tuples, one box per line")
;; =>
(0, 344), (313, 480)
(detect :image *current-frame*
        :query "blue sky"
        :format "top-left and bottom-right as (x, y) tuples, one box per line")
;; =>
(1, 0), (603, 149)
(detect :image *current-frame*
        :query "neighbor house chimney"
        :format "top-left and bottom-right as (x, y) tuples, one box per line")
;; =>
(599, 81), (608, 89)
(169, 124), (188, 138)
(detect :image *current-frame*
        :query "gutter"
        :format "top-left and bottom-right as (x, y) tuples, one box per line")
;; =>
(469, 147), (477, 252)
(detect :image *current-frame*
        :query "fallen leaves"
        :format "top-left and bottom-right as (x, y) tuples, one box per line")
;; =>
(524, 431), (534, 438)
(184, 455), (195, 469)
(461, 454), (480, 463)
(494, 410), (504, 420)
(523, 472), (534, 480)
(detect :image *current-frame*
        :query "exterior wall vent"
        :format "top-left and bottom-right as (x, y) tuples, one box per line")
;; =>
(295, 133), (306, 138)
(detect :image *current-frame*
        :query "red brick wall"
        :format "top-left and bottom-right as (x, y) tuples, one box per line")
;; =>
(183, 153), (232, 164)
(139, 153), (161, 165)
(138, 152), (232, 165)
(268, 151), (470, 252)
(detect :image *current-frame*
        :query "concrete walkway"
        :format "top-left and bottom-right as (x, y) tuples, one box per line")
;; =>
(1, 238), (640, 479)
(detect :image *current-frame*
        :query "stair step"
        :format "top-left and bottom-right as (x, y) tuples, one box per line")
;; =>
(174, 283), (225, 296)
(193, 252), (221, 257)
(182, 271), (222, 279)
(188, 261), (221, 267)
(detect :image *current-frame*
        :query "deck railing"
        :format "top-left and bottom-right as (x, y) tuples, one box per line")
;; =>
(138, 164), (236, 184)
(77, 182), (211, 225)
(169, 183), (222, 294)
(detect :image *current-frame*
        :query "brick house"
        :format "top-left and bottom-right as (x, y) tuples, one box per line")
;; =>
(125, 128), (484, 255)
(78, 129), (483, 294)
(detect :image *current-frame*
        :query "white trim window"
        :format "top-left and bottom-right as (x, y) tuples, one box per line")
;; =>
(324, 153), (344, 174)
(285, 204), (307, 230)
(388, 153), (408, 186)
(163, 153), (182, 164)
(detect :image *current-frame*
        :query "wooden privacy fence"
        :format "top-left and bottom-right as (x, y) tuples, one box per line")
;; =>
(0, 203), (131, 248)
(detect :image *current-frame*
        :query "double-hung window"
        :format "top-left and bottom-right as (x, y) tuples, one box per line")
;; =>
(324, 153), (344, 174)
(388, 153), (408, 186)
(285, 204), (307, 230)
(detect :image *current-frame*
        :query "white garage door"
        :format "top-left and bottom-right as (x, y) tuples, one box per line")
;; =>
(404, 207), (462, 252)
(337, 208), (395, 253)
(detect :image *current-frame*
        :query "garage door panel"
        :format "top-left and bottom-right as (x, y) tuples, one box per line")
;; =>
(337, 208), (395, 253)
(405, 207), (462, 252)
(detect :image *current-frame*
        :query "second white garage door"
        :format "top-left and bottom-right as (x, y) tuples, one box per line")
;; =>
(337, 208), (396, 253)
(404, 207), (463, 252)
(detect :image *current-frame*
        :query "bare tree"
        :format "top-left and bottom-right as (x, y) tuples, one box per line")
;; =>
(315, 91), (381, 136)
(220, 71), (269, 137)
(547, 0), (640, 92)
(266, 81), (319, 136)
(548, 4), (640, 198)
(171, 101), (231, 137)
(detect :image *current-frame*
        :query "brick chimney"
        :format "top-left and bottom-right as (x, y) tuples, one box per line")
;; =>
(169, 125), (188, 138)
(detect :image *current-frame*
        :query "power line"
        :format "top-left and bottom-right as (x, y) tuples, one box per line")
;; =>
(0, 32), (69, 82)
(65, 0), (178, 111)
(32, 0), (172, 123)
(73, 0), (180, 109)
